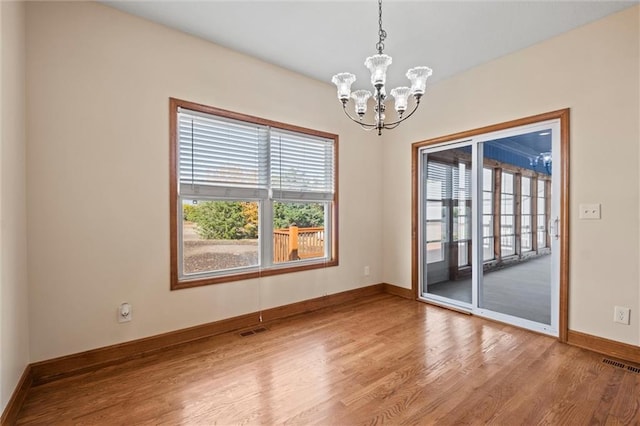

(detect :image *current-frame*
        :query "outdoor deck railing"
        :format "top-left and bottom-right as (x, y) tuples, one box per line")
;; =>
(273, 226), (324, 262)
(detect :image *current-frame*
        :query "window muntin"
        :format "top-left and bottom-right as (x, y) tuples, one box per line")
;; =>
(170, 99), (338, 289)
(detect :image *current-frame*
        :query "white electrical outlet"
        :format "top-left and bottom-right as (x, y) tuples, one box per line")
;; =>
(613, 306), (630, 325)
(579, 203), (601, 220)
(364, 265), (370, 276)
(118, 302), (132, 323)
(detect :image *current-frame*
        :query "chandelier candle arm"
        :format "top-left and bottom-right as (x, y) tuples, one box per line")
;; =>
(340, 103), (378, 130)
(378, 96), (421, 127)
(339, 92), (422, 132)
(330, 0), (433, 135)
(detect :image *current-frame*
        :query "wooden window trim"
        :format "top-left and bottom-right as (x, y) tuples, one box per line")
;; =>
(169, 98), (339, 290)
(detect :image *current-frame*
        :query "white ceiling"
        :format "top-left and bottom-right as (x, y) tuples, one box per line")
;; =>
(103, 1), (637, 91)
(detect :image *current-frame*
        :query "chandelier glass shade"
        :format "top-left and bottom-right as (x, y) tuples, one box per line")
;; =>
(530, 151), (552, 173)
(331, 0), (432, 135)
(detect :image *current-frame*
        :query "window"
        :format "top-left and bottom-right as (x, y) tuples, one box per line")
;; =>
(537, 179), (547, 249)
(500, 171), (515, 256)
(170, 98), (338, 289)
(454, 163), (471, 267)
(482, 168), (494, 261)
(424, 159), (471, 266)
(425, 167), (446, 264)
(521, 176), (532, 252)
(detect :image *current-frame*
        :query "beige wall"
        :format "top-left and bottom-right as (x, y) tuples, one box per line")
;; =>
(382, 6), (640, 345)
(0, 0), (29, 412)
(20, 0), (640, 366)
(25, 1), (383, 362)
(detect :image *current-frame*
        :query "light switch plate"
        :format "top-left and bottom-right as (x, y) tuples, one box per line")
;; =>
(579, 203), (601, 220)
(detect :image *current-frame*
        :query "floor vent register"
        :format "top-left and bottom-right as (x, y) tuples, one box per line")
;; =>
(239, 327), (268, 337)
(602, 357), (640, 374)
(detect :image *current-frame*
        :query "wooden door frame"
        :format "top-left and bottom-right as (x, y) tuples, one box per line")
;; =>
(411, 109), (570, 342)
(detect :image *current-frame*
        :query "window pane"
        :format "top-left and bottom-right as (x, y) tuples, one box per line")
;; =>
(501, 235), (515, 256)
(182, 199), (259, 275)
(537, 215), (546, 228)
(501, 227), (513, 238)
(483, 237), (494, 261)
(426, 179), (444, 200)
(537, 214), (547, 248)
(483, 193), (492, 215)
(483, 215), (493, 237)
(538, 231), (547, 248)
(522, 176), (531, 196)
(537, 179), (545, 197)
(502, 172), (514, 194)
(537, 178), (547, 252)
(502, 195), (514, 214)
(483, 168), (494, 253)
(426, 201), (442, 220)
(498, 171), (516, 257)
(458, 241), (468, 267)
(537, 196), (545, 215)
(426, 242), (444, 263)
(456, 216), (470, 240)
(483, 168), (493, 191)
(426, 222), (443, 242)
(273, 201), (325, 263)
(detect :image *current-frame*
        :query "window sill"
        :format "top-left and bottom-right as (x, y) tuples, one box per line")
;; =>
(172, 258), (339, 290)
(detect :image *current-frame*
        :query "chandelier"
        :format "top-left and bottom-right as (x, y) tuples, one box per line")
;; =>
(331, 0), (432, 136)
(530, 151), (552, 174)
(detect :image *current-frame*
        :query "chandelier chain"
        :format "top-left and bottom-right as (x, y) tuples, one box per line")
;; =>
(376, 0), (387, 54)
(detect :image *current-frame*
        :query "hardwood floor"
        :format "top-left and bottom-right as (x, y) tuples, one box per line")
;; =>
(16, 294), (640, 425)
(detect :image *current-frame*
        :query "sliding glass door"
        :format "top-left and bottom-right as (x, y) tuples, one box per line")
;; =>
(418, 119), (562, 336)
(421, 143), (473, 309)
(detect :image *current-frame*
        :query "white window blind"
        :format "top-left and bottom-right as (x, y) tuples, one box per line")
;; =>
(270, 129), (335, 201)
(452, 163), (472, 200)
(178, 108), (269, 198)
(426, 161), (449, 199)
(426, 160), (471, 200)
(178, 108), (334, 201)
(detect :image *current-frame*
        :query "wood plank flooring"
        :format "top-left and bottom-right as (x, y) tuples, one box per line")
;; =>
(16, 294), (640, 425)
